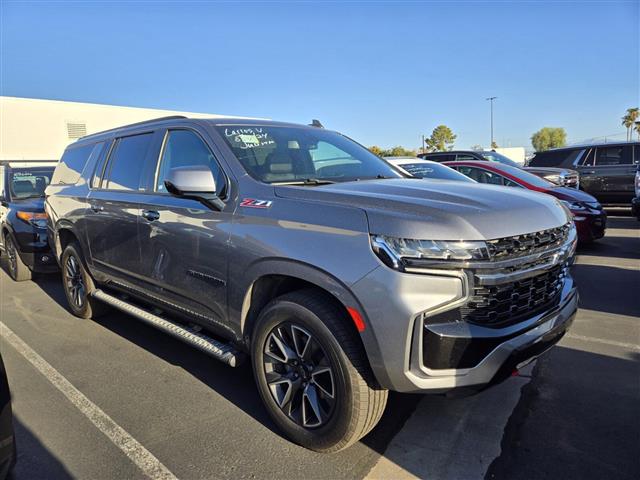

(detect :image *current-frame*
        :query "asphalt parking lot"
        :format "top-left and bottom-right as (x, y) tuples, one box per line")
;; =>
(1, 214), (638, 480)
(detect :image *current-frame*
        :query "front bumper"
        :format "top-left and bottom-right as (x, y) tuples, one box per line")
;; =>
(352, 231), (578, 393)
(573, 210), (607, 242)
(10, 228), (58, 272)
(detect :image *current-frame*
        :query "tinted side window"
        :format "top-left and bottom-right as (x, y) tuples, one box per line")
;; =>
(529, 150), (573, 167)
(581, 148), (595, 166)
(51, 143), (99, 185)
(456, 154), (477, 161)
(458, 166), (504, 185)
(105, 134), (153, 191)
(91, 141), (112, 189)
(595, 145), (633, 166)
(426, 154), (454, 163)
(156, 130), (225, 194)
(634, 144), (640, 164)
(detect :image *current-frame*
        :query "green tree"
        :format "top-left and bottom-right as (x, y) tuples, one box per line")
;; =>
(368, 146), (384, 156)
(531, 127), (567, 152)
(635, 121), (640, 140)
(369, 145), (416, 157)
(622, 107), (639, 141)
(425, 125), (456, 152)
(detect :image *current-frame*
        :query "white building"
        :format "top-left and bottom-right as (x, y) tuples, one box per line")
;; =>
(0, 96), (254, 161)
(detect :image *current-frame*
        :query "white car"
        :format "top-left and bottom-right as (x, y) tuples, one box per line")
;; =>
(384, 156), (476, 182)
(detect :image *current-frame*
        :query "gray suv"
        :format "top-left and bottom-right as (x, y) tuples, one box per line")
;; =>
(45, 116), (578, 452)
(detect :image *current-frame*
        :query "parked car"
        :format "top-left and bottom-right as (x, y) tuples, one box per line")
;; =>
(632, 164), (640, 221)
(522, 166), (580, 189)
(419, 149), (521, 167)
(528, 142), (640, 205)
(0, 351), (16, 480)
(46, 116), (578, 452)
(418, 150), (579, 188)
(445, 160), (606, 243)
(0, 161), (58, 281)
(384, 157), (475, 182)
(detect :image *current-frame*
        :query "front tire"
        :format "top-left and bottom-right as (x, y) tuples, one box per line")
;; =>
(4, 234), (32, 282)
(61, 242), (108, 319)
(252, 289), (387, 452)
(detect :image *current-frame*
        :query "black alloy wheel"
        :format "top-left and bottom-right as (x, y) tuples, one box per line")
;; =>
(263, 322), (336, 428)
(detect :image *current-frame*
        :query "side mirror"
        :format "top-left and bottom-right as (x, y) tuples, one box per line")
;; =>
(164, 166), (224, 211)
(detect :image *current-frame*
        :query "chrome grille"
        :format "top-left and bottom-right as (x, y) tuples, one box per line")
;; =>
(462, 262), (568, 327)
(487, 223), (571, 260)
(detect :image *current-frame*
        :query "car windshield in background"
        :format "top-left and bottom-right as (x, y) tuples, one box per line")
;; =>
(216, 125), (403, 184)
(9, 168), (55, 199)
(401, 162), (475, 182)
(480, 152), (520, 167)
(494, 163), (555, 188)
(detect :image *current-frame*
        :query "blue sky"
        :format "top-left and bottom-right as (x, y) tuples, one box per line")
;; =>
(1, 1), (638, 151)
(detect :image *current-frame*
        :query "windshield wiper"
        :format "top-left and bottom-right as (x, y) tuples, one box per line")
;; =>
(274, 178), (335, 186)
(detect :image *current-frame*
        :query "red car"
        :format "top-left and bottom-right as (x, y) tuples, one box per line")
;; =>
(444, 160), (606, 243)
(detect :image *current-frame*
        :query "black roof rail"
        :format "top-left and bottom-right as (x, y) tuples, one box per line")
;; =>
(79, 115), (188, 141)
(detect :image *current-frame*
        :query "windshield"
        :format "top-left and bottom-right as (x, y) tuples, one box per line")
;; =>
(491, 163), (555, 188)
(9, 167), (54, 199)
(480, 151), (520, 168)
(399, 162), (475, 182)
(216, 125), (402, 184)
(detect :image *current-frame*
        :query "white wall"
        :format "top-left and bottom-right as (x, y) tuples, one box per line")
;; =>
(0, 96), (256, 160)
(492, 147), (526, 165)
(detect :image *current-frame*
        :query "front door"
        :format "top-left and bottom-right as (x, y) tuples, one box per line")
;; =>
(579, 145), (636, 203)
(136, 128), (233, 335)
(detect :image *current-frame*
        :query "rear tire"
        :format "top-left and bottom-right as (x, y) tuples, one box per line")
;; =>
(61, 242), (108, 319)
(4, 234), (32, 282)
(251, 289), (387, 452)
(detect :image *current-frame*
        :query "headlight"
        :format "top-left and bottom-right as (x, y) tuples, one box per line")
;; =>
(16, 211), (48, 228)
(543, 174), (562, 185)
(560, 200), (587, 212)
(371, 235), (489, 269)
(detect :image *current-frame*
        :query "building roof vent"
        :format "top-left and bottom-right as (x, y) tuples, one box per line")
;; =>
(66, 122), (87, 139)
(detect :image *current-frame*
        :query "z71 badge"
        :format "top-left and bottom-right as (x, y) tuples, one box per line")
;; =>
(240, 198), (273, 209)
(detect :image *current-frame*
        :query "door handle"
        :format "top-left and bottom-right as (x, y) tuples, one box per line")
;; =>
(141, 210), (160, 222)
(89, 203), (104, 212)
(582, 170), (596, 175)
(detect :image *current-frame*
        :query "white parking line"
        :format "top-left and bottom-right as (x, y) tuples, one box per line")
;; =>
(566, 333), (640, 351)
(0, 321), (178, 480)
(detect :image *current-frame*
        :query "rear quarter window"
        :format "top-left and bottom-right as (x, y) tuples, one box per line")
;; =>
(530, 149), (581, 167)
(51, 143), (102, 185)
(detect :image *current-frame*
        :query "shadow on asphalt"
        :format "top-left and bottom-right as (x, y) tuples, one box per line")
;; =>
(29, 271), (422, 461)
(572, 263), (640, 317)
(13, 417), (72, 480)
(486, 347), (640, 480)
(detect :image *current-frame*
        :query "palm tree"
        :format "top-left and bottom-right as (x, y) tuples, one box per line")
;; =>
(622, 108), (639, 141)
(635, 121), (640, 141)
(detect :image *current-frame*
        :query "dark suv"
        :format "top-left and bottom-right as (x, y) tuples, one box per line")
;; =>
(0, 161), (57, 281)
(46, 116), (577, 452)
(528, 142), (640, 205)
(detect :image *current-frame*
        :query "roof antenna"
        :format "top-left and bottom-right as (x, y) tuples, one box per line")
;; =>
(309, 119), (324, 128)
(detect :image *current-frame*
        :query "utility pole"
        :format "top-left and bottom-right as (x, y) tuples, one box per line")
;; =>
(422, 135), (426, 155)
(486, 96), (497, 148)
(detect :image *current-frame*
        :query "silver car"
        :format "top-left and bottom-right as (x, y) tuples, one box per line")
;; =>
(46, 117), (578, 452)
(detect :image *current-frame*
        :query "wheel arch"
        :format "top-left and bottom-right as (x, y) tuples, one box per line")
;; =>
(238, 260), (372, 361)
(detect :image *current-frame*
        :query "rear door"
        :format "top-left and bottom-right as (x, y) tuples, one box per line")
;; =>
(135, 127), (233, 334)
(579, 145), (635, 203)
(85, 131), (162, 284)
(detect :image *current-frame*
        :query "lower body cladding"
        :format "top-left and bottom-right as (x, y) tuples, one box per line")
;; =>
(573, 210), (607, 242)
(352, 263), (578, 394)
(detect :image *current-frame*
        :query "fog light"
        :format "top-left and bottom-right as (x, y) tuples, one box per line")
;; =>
(41, 255), (50, 262)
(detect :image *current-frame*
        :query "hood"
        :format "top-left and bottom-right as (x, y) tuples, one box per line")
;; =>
(275, 179), (569, 240)
(10, 196), (45, 211)
(524, 166), (577, 175)
(546, 186), (598, 203)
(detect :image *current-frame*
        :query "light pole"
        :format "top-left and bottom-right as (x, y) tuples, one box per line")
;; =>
(486, 96), (497, 148)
